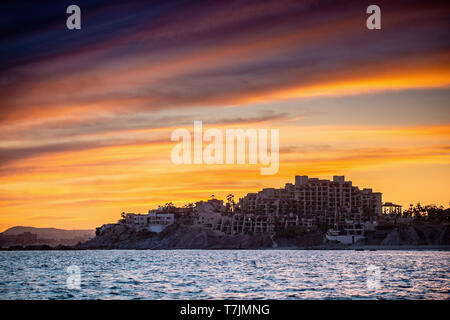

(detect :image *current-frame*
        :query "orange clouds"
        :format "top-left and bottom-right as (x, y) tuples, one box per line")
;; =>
(1, 0), (449, 232)
(1, 122), (449, 231)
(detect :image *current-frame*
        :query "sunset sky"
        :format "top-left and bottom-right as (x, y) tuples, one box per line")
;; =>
(0, 0), (449, 231)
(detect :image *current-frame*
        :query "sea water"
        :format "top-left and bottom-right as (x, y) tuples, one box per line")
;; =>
(0, 250), (448, 299)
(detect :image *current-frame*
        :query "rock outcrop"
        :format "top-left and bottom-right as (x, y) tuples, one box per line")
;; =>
(381, 229), (401, 246)
(71, 222), (450, 250)
(78, 223), (275, 249)
(381, 224), (450, 246)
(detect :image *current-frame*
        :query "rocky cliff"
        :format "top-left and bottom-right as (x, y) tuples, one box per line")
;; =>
(69, 222), (450, 250)
(381, 224), (450, 246)
(78, 223), (275, 249)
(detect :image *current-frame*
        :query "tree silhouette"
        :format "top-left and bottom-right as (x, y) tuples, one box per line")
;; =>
(163, 202), (175, 212)
(226, 193), (235, 213)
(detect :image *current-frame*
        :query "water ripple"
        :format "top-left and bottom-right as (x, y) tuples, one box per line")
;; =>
(0, 250), (448, 299)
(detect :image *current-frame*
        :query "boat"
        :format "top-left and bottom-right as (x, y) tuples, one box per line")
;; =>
(325, 222), (367, 245)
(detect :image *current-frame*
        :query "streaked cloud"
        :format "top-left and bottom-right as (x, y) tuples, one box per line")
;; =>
(0, 0), (449, 231)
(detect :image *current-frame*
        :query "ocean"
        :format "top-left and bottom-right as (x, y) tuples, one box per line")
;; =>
(0, 250), (448, 300)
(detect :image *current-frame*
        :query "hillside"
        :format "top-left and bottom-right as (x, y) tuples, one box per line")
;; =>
(1, 226), (95, 239)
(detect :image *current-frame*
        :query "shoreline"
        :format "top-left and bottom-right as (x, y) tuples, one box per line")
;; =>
(1, 245), (450, 251)
(273, 244), (450, 251)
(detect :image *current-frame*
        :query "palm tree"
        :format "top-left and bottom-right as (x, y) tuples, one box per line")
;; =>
(163, 202), (175, 212)
(226, 194), (235, 213)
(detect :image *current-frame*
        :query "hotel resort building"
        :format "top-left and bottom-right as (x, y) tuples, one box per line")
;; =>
(122, 211), (175, 233)
(200, 175), (383, 236)
(99, 175), (387, 236)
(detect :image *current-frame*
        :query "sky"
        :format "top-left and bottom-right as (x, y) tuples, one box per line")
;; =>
(0, 0), (449, 231)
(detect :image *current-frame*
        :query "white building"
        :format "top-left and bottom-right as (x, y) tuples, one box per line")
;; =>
(147, 212), (174, 232)
(194, 199), (225, 228)
(122, 212), (174, 233)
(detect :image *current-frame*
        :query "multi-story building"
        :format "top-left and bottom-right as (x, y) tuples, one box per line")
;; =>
(102, 175), (382, 237)
(238, 175), (382, 229)
(121, 212), (175, 232)
(194, 199), (225, 228)
(124, 213), (148, 226)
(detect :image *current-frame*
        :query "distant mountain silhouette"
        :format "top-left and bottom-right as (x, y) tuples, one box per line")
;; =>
(1, 226), (94, 240)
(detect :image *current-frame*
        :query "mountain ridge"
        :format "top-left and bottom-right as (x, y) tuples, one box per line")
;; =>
(1, 226), (95, 239)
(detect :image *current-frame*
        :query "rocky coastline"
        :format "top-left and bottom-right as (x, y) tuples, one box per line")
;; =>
(2, 222), (449, 251)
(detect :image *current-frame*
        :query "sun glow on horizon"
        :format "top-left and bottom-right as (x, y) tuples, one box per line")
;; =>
(1, 1), (449, 232)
